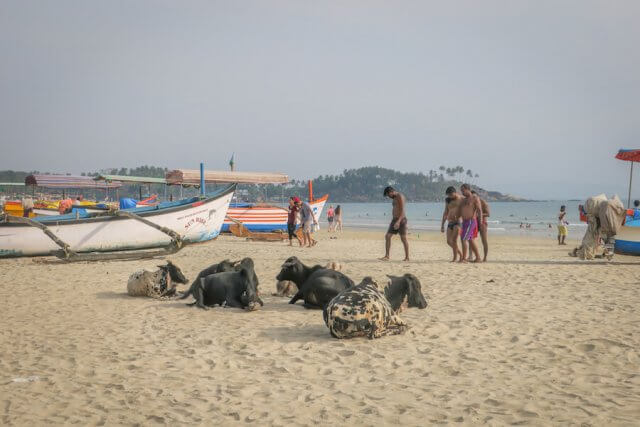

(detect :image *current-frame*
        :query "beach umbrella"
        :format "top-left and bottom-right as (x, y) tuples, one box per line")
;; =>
(615, 149), (640, 208)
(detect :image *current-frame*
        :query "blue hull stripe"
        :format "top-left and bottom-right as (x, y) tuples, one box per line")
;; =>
(614, 239), (640, 255)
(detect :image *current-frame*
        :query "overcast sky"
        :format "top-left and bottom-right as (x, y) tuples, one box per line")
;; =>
(1, 1), (639, 200)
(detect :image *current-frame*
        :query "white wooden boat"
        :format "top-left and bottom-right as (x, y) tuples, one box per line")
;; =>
(0, 185), (235, 258)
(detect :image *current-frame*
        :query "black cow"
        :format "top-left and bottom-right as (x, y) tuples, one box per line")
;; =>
(276, 256), (354, 309)
(186, 259), (238, 295)
(180, 258), (263, 310)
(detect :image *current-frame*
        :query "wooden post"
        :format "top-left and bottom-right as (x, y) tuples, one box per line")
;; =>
(308, 180), (313, 202)
(628, 161), (634, 209)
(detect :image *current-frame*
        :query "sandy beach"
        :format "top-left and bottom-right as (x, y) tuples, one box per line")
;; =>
(1, 230), (639, 425)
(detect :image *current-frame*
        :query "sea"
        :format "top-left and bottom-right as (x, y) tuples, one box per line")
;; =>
(318, 201), (587, 238)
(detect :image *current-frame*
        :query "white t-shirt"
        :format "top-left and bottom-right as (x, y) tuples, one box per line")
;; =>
(558, 211), (567, 226)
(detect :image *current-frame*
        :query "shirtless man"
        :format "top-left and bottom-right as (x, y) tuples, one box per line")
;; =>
(380, 186), (409, 261)
(440, 186), (462, 262)
(458, 184), (482, 263)
(471, 190), (490, 261)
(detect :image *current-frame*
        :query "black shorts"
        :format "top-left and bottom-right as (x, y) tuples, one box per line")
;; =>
(387, 218), (408, 235)
(328, 217), (334, 223)
(287, 223), (296, 239)
(447, 221), (460, 230)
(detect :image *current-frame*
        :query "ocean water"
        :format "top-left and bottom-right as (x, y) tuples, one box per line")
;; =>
(320, 201), (587, 237)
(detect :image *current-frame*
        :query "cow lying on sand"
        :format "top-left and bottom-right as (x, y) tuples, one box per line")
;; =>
(272, 261), (343, 297)
(276, 257), (354, 309)
(180, 258), (263, 310)
(127, 261), (188, 298)
(323, 274), (428, 339)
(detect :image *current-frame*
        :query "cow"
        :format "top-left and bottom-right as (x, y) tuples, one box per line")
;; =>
(180, 258), (263, 310)
(186, 259), (239, 294)
(272, 261), (342, 297)
(323, 274), (428, 339)
(127, 260), (188, 298)
(275, 256), (354, 309)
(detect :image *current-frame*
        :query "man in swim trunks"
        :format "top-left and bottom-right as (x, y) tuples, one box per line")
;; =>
(458, 184), (482, 263)
(380, 186), (409, 261)
(471, 190), (490, 261)
(441, 186), (463, 262)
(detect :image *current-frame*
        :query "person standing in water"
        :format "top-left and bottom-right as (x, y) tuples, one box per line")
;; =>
(557, 205), (568, 245)
(380, 186), (409, 261)
(441, 186), (462, 262)
(458, 184), (482, 263)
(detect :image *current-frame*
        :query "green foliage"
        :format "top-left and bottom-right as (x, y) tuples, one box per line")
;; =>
(237, 166), (488, 202)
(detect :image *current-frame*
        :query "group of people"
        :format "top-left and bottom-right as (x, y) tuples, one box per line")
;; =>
(325, 204), (343, 232)
(440, 184), (489, 262)
(374, 184), (490, 263)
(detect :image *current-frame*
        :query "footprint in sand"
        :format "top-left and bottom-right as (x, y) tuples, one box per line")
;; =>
(577, 343), (596, 352)
(338, 350), (355, 357)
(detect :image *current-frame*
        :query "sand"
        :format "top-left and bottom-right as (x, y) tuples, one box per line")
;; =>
(1, 230), (639, 425)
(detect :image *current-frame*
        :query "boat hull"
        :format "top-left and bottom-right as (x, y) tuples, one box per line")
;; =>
(0, 186), (235, 258)
(221, 195), (328, 232)
(614, 223), (640, 255)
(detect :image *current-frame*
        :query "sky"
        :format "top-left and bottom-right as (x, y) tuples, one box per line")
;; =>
(1, 1), (639, 200)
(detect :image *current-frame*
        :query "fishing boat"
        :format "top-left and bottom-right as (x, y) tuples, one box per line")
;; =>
(614, 149), (640, 255)
(221, 195), (329, 233)
(165, 169), (329, 234)
(0, 184), (235, 259)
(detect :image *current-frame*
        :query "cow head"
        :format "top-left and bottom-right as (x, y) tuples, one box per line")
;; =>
(237, 259), (262, 311)
(385, 274), (427, 311)
(216, 259), (237, 273)
(159, 261), (188, 284)
(403, 274), (427, 309)
(276, 256), (306, 284)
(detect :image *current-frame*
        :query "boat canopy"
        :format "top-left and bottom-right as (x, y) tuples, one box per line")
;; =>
(166, 169), (289, 185)
(94, 174), (167, 185)
(25, 174), (122, 189)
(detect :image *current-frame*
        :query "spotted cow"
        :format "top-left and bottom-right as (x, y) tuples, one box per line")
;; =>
(323, 275), (427, 339)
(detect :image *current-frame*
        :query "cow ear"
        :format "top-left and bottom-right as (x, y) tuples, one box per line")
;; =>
(239, 267), (249, 278)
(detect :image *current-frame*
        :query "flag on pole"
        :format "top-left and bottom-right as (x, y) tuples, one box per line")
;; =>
(229, 153), (235, 171)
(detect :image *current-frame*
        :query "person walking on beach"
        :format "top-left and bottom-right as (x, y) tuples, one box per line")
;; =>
(458, 184), (482, 263)
(287, 196), (302, 247)
(334, 205), (343, 232)
(557, 205), (568, 245)
(297, 198), (318, 247)
(441, 186), (462, 262)
(471, 190), (490, 262)
(327, 205), (335, 232)
(380, 186), (409, 261)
